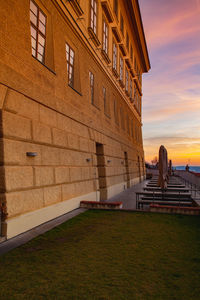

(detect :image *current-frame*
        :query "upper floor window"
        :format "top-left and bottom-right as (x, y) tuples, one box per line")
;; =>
(102, 18), (109, 54)
(120, 14), (124, 36)
(114, 0), (118, 19)
(130, 79), (133, 100)
(126, 32), (129, 52)
(125, 68), (129, 92)
(66, 43), (75, 87)
(119, 55), (124, 82)
(30, 0), (47, 63)
(89, 71), (94, 104)
(90, 0), (97, 34)
(130, 45), (133, 61)
(112, 41), (117, 71)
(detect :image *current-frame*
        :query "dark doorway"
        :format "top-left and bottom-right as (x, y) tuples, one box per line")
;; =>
(96, 143), (107, 200)
(124, 152), (130, 188)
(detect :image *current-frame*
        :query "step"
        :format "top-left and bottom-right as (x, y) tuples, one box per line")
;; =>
(144, 187), (189, 192)
(137, 200), (192, 208)
(80, 201), (122, 209)
(146, 184), (186, 188)
(136, 191), (192, 198)
(141, 197), (192, 202)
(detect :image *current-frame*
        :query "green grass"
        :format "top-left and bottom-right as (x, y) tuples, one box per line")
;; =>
(0, 210), (200, 300)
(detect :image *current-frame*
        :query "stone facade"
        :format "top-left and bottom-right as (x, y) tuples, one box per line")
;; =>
(0, 0), (150, 238)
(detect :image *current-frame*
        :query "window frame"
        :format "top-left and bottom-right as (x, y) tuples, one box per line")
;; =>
(119, 55), (124, 82)
(66, 43), (75, 88)
(30, 0), (47, 64)
(90, 0), (97, 35)
(126, 32), (129, 52)
(120, 14), (124, 36)
(89, 71), (94, 104)
(130, 78), (133, 100)
(112, 39), (118, 71)
(114, 0), (118, 19)
(102, 17), (109, 55)
(125, 68), (129, 92)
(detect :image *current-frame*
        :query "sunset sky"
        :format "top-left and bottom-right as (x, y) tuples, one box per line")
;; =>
(139, 0), (200, 166)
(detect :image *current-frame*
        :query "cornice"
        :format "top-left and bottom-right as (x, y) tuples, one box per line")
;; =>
(123, 0), (151, 73)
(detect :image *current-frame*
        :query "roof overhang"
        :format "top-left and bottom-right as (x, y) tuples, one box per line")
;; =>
(124, 0), (151, 73)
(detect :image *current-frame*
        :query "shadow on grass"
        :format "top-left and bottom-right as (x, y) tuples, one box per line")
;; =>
(0, 210), (200, 300)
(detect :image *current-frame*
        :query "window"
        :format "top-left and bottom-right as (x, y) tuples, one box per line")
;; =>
(134, 84), (137, 104)
(90, 0), (97, 34)
(30, 0), (47, 63)
(125, 68), (129, 92)
(119, 55), (124, 82)
(114, 0), (118, 18)
(130, 45), (133, 61)
(130, 78), (133, 100)
(126, 32), (129, 52)
(112, 41), (117, 71)
(66, 43), (75, 87)
(102, 18), (109, 54)
(120, 14), (124, 35)
(89, 71), (94, 104)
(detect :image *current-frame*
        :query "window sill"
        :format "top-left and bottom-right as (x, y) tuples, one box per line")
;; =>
(88, 27), (101, 47)
(32, 55), (56, 75)
(101, 49), (111, 64)
(119, 43), (127, 57)
(68, 84), (82, 96)
(104, 112), (111, 119)
(112, 27), (122, 43)
(92, 102), (101, 111)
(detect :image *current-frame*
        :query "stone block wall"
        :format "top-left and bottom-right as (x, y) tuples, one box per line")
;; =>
(0, 0), (147, 238)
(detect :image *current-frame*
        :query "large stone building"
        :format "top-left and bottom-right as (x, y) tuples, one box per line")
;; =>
(0, 0), (150, 239)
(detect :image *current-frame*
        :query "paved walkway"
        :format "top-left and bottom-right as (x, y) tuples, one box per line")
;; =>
(108, 180), (148, 210)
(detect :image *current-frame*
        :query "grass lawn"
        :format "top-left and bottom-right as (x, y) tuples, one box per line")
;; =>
(0, 210), (200, 300)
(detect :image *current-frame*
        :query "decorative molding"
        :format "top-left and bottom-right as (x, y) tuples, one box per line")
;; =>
(101, 49), (111, 64)
(119, 43), (127, 57)
(69, 0), (83, 17)
(112, 68), (119, 79)
(112, 27), (122, 43)
(101, 1), (114, 23)
(88, 27), (101, 47)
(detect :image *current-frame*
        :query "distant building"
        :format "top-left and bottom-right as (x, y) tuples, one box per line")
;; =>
(0, 0), (150, 239)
